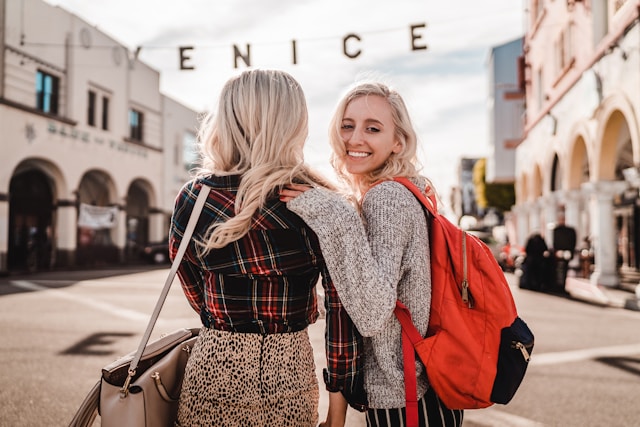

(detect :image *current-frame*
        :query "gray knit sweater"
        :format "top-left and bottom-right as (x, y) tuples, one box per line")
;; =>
(287, 178), (431, 409)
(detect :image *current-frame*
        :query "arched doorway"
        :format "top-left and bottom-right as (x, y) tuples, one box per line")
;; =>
(76, 170), (119, 266)
(568, 136), (590, 189)
(8, 170), (54, 272)
(126, 180), (151, 262)
(598, 109), (638, 280)
(550, 154), (562, 192)
(568, 136), (591, 264)
(611, 120), (637, 276)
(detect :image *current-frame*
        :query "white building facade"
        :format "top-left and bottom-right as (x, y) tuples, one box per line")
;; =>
(515, 0), (640, 288)
(0, 0), (198, 274)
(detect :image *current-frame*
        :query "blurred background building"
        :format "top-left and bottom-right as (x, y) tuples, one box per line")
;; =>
(486, 37), (525, 187)
(457, 1), (640, 292)
(508, 0), (640, 290)
(4, 0), (640, 294)
(452, 37), (523, 241)
(0, 0), (199, 274)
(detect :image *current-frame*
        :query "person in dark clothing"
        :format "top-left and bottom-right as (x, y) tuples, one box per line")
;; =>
(520, 233), (553, 291)
(552, 214), (577, 290)
(553, 215), (577, 256)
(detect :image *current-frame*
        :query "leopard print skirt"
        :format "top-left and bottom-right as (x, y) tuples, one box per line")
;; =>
(176, 326), (319, 427)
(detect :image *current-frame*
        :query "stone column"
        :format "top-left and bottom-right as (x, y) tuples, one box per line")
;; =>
(113, 206), (127, 263)
(55, 201), (77, 268)
(563, 190), (582, 240)
(149, 208), (167, 242)
(528, 200), (542, 236)
(512, 204), (530, 247)
(0, 197), (8, 274)
(563, 189), (584, 269)
(541, 194), (558, 248)
(583, 181), (628, 287)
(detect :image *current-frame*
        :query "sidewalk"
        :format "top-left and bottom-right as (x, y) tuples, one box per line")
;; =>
(565, 276), (640, 311)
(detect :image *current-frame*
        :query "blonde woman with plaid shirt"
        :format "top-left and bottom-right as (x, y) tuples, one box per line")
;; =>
(170, 69), (366, 427)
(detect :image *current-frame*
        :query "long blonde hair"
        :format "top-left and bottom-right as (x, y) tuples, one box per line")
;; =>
(197, 69), (333, 250)
(329, 81), (421, 199)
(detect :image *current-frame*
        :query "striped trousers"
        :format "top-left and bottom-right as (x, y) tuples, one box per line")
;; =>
(365, 387), (463, 427)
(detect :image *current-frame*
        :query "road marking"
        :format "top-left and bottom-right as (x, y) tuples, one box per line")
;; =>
(11, 280), (150, 322)
(530, 343), (640, 366)
(11, 281), (640, 359)
(463, 343), (640, 426)
(16, 278), (175, 288)
(464, 407), (545, 427)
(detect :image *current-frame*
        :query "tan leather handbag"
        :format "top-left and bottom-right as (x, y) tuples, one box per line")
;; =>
(69, 185), (211, 427)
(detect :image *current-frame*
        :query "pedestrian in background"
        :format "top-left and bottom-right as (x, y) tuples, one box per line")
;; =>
(169, 69), (365, 427)
(281, 81), (463, 426)
(520, 233), (553, 291)
(552, 212), (577, 290)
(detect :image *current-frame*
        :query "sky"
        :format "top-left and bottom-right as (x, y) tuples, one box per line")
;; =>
(45, 0), (524, 215)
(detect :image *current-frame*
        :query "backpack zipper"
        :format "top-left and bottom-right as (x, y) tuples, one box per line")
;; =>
(461, 232), (474, 308)
(512, 341), (531, 362)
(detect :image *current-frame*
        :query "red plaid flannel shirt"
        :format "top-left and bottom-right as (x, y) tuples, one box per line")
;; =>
(169, 176), (366, 407)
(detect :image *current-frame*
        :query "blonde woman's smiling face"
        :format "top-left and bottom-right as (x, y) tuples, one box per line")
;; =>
(340, 95), (401, 176)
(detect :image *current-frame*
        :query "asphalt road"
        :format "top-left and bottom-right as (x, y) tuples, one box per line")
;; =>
(0, 267), (638, 426)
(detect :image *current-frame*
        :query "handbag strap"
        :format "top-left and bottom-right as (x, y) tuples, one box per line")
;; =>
(123, 184), (211, 392)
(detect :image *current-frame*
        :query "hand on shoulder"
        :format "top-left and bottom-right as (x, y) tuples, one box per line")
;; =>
(279, 184), (313, 202)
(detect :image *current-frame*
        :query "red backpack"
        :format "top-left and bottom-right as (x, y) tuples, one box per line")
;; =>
(390, 177), (534, 424)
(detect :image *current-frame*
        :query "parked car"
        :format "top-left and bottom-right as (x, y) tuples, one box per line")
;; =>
(141, 239), (170, 264)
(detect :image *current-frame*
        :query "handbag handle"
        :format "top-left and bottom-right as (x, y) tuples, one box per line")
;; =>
(122, 184), (211, 395)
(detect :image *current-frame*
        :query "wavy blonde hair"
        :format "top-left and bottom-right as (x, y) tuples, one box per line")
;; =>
(197, 69), (333, 250)
(328, 81), (422, 199)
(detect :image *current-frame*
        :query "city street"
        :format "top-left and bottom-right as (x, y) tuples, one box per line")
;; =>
(0, 267), (639, 426)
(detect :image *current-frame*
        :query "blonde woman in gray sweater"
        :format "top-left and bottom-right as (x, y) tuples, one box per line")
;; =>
(280, 82), (463, 427)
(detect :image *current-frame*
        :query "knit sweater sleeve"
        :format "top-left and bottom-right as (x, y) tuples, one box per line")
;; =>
(287, 182), (417, 336)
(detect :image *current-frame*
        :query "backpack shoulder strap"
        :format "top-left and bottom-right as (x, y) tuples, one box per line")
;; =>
(390, 177), (439, 426)
(393, 177), (438, 217)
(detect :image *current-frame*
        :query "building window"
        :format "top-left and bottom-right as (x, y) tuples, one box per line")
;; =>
(613, 0), (628, 14)
(555, 31), (565, 73)
(129, 109), (144, 141)
(536, 68), (544, 111)
(534, 0), (544, 21)
(183, 131), (198, 171)
(592, 0), (609, 44)
(555, 24), (574, 75)
(88, 87), (111, 130)
(102, 96), (110, 130)
(36, 70), (59, 115)
(87, 90), (96, 126)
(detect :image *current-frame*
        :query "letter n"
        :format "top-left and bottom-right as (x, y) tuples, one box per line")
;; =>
(234, 44), (251, 68)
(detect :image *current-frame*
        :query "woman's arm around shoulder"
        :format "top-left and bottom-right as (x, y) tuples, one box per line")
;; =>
(286, 184), (416, 336)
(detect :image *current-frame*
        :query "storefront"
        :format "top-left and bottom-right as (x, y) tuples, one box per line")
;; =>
(8, 169), (54, 272)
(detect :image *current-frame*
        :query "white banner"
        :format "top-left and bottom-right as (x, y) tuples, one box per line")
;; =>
(78, 203), (119, 229)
